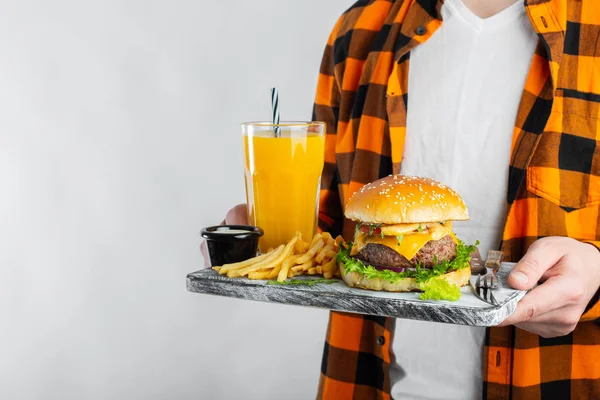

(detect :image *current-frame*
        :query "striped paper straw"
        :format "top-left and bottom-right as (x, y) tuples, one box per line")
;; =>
(270, 87), (281, 137)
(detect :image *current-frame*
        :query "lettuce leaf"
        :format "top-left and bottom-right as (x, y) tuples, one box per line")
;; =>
(336, 238), (478, 298)
(419, 277), (461, 301)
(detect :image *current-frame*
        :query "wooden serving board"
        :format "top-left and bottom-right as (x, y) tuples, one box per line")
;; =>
(186, 262), (526, 326)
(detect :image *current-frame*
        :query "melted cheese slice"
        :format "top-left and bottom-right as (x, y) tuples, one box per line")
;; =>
(351, 223), (456, 261)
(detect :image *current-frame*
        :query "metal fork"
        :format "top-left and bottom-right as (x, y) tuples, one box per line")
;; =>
(475, 273), (499, 306)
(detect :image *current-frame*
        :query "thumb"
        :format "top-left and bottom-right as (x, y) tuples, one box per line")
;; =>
(225, 203), (249, 225)
(508, 240), (564, 290)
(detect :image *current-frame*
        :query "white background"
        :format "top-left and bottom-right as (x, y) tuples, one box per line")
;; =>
(0, 1), (349, 399)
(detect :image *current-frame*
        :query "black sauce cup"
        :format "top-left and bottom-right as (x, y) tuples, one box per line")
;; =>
(201, 225), (264, 267)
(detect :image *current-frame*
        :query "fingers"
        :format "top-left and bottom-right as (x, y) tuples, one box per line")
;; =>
(200, 240), (211, 269)
(206, 203), (249, 267)
(225, 203), (249, 225)
(508, 238), (567, 290)
(500, 265), (580, 326)
(512, 305), (580, 338)
(498, 238), (597, 337)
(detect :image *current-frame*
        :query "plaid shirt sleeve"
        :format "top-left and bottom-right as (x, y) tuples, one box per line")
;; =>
(313, 17), (343, 237)
(582, 241), (600, 321)
(313, 3), (399, 399)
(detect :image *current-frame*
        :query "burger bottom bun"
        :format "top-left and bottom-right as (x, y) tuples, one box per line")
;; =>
(339, 262), (471, 292)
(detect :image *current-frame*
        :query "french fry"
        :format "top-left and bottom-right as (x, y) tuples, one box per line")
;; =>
(294, 239), (309, 254)
(302, 241), (311, 253)
(219, 232), (344, 282)
(315, 243), (334, 263)
(296, 239), (324, 264)
(322, 257), (337, 278)
(321, 232), (333, 242)
(284, 255), (302, 268)
(267, 234), (303, 280)
(268, 237), (300, 280)
(308, 233), (322, 248)
(228, 245), (285, 277)
(288, 268), (300, 278)
(266, 258), (288, 280)
(277, 254), (302, 282)
(217, 252), (272, 275)
(248, 270), (272, 280)
(232, 237), (298, 277)
(292, 259), (316, 273)
(265, 267), (280, 280)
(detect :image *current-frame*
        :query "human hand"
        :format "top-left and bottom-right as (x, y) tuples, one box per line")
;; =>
(200, 203), (249, 268)
(499, 237), (600, 337)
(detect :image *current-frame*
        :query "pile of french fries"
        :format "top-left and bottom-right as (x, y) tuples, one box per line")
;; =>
(213, 232), (343, 282)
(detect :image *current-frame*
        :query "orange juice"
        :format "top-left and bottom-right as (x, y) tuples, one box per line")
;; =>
(243, 129), (325, 252)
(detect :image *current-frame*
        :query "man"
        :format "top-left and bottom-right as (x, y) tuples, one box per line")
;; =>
(214, 0), (600, 398)
(312, 0), (600, 399)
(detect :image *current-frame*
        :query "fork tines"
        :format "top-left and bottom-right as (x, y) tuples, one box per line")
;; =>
(489, 273), (498, 290)
(475, 273), (499, 306)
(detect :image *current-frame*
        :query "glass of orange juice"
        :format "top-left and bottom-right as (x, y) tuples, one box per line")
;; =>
(242, 122), (325, 253)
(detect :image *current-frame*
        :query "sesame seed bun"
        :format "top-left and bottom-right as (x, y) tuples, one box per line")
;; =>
(345, 175), (469, 224)
(339, 261), (471, 292)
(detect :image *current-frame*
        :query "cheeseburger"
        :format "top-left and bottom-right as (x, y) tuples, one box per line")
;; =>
(338, 175), (476, 296)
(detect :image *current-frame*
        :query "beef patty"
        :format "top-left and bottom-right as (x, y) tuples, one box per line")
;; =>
(356, 234), (456, 269)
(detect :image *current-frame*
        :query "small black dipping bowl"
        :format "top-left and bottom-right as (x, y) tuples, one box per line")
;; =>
(201, 225), (264, 267)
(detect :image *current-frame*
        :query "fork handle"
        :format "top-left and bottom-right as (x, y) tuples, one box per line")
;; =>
(485, 250), (503, 271)
(470, 248), (486, 275)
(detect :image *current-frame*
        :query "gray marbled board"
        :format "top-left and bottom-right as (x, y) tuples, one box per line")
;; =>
(186, 262), (526, 326)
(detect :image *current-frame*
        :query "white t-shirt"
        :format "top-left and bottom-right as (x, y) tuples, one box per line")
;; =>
(391, 0), (538, 399)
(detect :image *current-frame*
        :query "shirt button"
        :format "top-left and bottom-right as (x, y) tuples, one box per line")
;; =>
(415, 26), (427, 35)
(377, 336), (385, 345)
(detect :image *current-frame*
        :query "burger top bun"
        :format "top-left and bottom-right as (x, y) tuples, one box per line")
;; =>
(345, 175), (469, 224)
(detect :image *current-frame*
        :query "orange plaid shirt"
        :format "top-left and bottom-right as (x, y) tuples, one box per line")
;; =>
(313, 0), (600, 399)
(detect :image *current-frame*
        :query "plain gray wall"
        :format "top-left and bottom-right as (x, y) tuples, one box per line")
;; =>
(0, 1), (350, 398)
